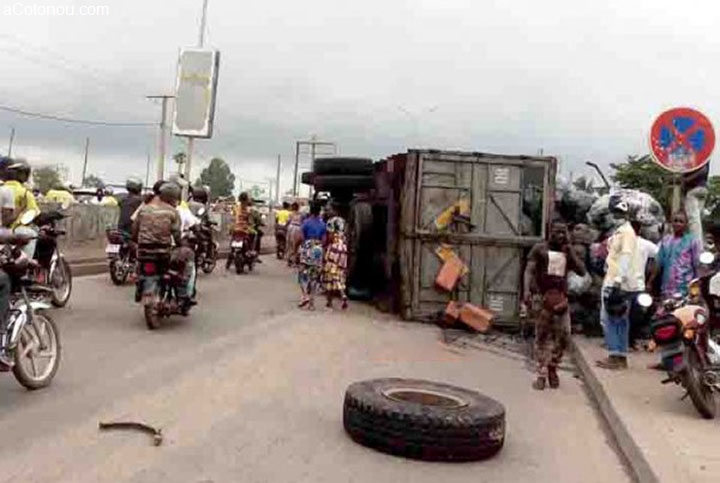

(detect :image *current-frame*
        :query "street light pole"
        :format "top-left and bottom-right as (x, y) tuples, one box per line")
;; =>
(276, 154), (281, 204)
(146, 95), (174, 182)
(81, 137), (90, 186)
(7, 127), (15, 157)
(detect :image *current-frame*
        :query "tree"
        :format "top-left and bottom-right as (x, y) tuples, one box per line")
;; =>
(611, 155), (672, 210)
(83, 174), (105, 189)
(195, 158), (235, 198)
(33, 165), (63, 194)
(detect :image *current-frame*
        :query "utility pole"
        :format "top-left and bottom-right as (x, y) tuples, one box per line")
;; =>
(145, 153), (151, 190)
(81, 137), (90, 186)
(7, 127), (15, 157)
(275, 154), (281, 204)
(146, 95), (174, 182)
(183, 0), (210, 199)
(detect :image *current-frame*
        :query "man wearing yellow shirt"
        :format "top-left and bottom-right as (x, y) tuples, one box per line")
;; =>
(45, 184), (76, 206)
(4, 159), (40, 259)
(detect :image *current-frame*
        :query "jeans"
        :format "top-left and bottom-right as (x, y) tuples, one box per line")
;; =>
(0, 270), (10, 333)
(185, 261), (196, 298)
(602, 286), (629, 357)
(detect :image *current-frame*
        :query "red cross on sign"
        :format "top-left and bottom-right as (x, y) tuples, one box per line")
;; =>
(649, 107), (715, 174)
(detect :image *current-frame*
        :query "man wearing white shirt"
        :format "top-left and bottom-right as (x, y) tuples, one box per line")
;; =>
(630, 221), (659, 351)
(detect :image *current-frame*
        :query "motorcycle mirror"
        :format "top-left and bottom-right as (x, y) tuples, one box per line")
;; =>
(700, 251), (715, 265)
(198, 207), (206, 216)
(637, 293), (653, 308)
(18, 209), (38, 226)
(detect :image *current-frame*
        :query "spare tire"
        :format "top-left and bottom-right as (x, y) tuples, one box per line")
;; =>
(343, 378), (505, 462)
(300, 172), (314, 185)
(313, 174), (374, 191)
(313, 157), (373, 176)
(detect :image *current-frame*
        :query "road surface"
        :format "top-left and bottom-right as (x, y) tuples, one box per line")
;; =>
(0, 258), (631, 482)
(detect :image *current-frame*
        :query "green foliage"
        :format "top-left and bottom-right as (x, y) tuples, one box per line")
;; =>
(195, 158), (235, 198)
(82, 173), (105, 189)
(33, 165), (63, 194)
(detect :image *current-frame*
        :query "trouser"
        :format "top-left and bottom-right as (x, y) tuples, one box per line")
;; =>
(0, 271), (11, 334)
(14, 225), (38, 260)
(186, 260), (196, 298)
(602, 286), (629, 357)
(535, 307), (570, 376)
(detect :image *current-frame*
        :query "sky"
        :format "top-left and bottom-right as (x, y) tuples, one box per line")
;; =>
(0, 0), (718, 195)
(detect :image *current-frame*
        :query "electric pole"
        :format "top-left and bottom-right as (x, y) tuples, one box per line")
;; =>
(275, 154), (281, 204)
(145, 153), (151, 190)
(81, 137), (90, 186)
(7, 127), (15, 157)
(146, 95), (174, 182)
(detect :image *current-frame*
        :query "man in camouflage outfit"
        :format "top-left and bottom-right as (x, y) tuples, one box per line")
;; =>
(523, 220), (586, 390)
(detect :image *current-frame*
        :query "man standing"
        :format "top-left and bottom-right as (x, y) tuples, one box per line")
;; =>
(596, 196), (641, 370)
(649, 210), (702, 300)
(524, 219), (586, 390)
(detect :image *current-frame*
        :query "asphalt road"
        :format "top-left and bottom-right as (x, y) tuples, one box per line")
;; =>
(0, 258), (631, 482)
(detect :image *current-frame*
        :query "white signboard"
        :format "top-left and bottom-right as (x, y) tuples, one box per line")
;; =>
(172, 48), (220, 138)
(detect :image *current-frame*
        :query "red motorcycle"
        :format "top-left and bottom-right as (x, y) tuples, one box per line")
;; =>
(642, 252), (720, 419)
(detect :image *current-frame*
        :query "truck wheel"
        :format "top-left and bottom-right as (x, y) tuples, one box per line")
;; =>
(343, 378), (505, 462)
(313, 157), (373, 175)
(313, 175), (374, 191)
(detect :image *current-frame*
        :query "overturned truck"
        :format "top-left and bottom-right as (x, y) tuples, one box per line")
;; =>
(302, 150), (557, 327)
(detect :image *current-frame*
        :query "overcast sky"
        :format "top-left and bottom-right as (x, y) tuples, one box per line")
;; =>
(0, 0), (717, 194)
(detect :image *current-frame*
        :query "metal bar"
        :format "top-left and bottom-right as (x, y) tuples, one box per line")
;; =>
(7, 127), (15, 157)
(484, 251), (519, 289)
(293, 141), (300, 197)
(81, 137), (90, 185)
(489, 193), (520, 235)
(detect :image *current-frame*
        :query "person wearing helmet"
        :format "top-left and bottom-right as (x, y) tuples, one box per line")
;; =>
(118, 177), (144, 234)
(45, 182), (75, 206)
(132, 182), (182, 303)
(100, 187), (118, 207)
(4, 159), (40, 259)
(596, 195), (642, 370)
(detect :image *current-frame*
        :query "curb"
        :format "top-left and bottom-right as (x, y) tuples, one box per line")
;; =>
(571, 338), (660, 483)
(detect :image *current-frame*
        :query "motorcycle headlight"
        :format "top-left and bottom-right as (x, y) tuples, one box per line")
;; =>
(696, 312), (707, 325)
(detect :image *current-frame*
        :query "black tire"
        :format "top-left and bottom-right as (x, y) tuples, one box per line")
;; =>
(235, 254), (244, 274)
(12, 311), (61, 390)
(202, 249), (217, 274)
(109, 259), (128, 286)
(50, 257), (72, 308)
(682, 348), (717, 419)
(144, 304), (160, 330)
(313, 175), (375, 192)
(301, 172), (314, 185)
(313, 157), (373, 175)
(343, 378), (505, 462)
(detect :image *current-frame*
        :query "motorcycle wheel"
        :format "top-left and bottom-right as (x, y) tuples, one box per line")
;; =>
(202, 249), (217, 274)
(13, 311), (61, 390)
(50, 257), (72, 308)
(682, 348), (717, 419)
(144, 304), (160, 330)
(235, 254), (244, 274)
(109, 259), (128, 286)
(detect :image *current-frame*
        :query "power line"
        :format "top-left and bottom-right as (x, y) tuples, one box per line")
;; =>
(0, 105), (156, 127)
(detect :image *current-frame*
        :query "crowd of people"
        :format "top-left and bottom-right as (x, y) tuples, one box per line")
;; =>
(274, 200), (349, 311)
(524, 193), (706, 390)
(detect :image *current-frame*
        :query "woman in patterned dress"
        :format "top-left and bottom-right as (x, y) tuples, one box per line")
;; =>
(298, 202), (326, 310)
(322, 205), (349, 309)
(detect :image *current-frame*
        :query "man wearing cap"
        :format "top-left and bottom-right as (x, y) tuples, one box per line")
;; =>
(596, 195), (642, 370)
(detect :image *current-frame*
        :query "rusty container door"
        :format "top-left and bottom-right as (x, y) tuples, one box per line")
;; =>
(399, 150), (556, 323)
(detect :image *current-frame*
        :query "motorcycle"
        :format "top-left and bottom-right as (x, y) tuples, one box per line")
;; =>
(105, 228), (136, 285)
(640, 252), (720, 418)
(228, 232), (257, 274)
(23, 210), (73, 308)
(1, 213), (61, 389)
(138, 251), (195, 330)
(192, 208), (219, 275)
